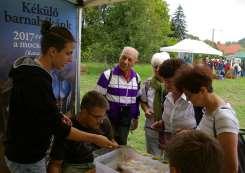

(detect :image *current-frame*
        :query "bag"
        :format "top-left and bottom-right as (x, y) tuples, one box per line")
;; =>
(213, 116), (245, 173)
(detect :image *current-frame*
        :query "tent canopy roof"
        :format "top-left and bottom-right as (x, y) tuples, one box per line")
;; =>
(160, 39), (223, 56)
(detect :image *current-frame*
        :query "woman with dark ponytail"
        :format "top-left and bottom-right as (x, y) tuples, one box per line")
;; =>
(4, 21), (118, 173)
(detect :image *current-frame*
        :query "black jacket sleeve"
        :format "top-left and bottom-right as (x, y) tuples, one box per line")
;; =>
(19, 75), (71, 140)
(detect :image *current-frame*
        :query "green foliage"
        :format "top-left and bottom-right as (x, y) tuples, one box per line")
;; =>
(81, 6), (114, 63)
(170, 5), (187, 40)
(81, 0), (172, 63)
(213, 78), (245, 127)
(186, 33), (200, 40)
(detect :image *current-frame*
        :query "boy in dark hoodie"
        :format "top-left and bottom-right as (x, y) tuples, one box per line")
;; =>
(4, 21), (117, 173)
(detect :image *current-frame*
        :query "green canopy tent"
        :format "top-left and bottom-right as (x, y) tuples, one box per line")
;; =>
(234, 51), (245, 60)
(234, 51), (245, 75)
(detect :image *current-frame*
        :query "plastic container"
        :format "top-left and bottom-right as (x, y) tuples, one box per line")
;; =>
(92, 148), (113, 158)
(94, 146), (169, 173)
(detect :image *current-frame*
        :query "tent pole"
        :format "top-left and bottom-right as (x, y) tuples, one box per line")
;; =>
(75, 7), (82, 115)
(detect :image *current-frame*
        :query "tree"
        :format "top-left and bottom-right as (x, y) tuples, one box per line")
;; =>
(204, 39), (218, 49)
(81, 0), (172, 63)
(81, 6), (112, 63)
(170, 5), (187, 40)
(186, 34), (199, 40)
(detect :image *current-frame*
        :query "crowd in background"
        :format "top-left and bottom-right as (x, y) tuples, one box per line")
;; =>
(202, 58), (245, 79)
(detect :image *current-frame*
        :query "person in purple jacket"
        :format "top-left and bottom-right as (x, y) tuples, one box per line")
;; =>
(95, 47), (141, 145)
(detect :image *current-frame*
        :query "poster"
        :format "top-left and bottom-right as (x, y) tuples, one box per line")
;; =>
(0, 0), (79, 142)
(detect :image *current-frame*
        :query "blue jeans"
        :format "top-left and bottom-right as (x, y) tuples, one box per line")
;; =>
(4, 157), (46, 173)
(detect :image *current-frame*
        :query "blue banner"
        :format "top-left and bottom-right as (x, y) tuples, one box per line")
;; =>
(0, 0), (78, 139)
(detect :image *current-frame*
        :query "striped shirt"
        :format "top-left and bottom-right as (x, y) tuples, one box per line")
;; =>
(197, 103), (239, 137)
(95, 65), (141, 122)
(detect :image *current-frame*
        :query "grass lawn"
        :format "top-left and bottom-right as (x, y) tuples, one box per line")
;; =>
(80, 62), (245, 153)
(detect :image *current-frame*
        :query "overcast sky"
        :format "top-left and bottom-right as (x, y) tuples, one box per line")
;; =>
(165, 0), (245, 43)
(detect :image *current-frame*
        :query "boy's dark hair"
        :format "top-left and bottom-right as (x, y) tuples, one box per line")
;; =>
(80, 90), (109, 111)
(40, 21), (75, 54)
(174, 64), (213, 93)
(165, 130), (224, 173)
(158, 59), (185, 79)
